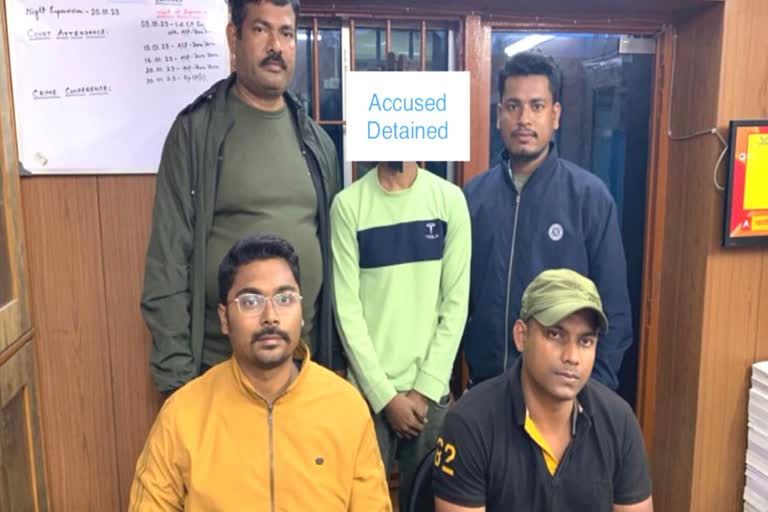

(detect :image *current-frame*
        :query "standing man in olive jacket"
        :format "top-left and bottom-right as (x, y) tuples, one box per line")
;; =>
(141, 0), (342, 395)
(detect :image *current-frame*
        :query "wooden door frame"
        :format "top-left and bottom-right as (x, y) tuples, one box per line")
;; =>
(0, 0), (50, 508)
(463, 16), (672, 452)
(635, 26), (674, 449)
(0, 0), (31, 351)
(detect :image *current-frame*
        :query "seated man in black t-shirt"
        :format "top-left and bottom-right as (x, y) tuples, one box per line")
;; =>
(433, 269), (653, 512)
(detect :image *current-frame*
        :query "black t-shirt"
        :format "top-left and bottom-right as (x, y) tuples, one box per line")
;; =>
(433, 359), (651, 511)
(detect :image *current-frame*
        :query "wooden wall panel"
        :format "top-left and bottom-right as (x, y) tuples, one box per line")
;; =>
(755, 248), (768, 360)
(21, 177), (120, 511)
(715, 0), (768, 122)
(96, 175), (161, 511)
(693, 249), (764, 510)
(649, 6), (723, 512)
(689, 0), (768, 508)
(646, 1), (768, 510)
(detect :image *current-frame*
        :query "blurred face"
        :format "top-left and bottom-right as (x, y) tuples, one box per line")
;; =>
(497, 75), (561, 163)
(513, 310), (598, 403)
(384, 161), (403, 172)
(218, 258), (302, 372)
(227, 1), (296, 100)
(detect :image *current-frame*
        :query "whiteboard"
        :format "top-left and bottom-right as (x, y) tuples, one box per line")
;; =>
(6, 0), (230, 174)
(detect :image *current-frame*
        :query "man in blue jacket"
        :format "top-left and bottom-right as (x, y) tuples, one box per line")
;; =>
(463, 51), (632, 390)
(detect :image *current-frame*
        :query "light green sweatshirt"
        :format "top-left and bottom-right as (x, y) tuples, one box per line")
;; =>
(331, 168), (471, 413)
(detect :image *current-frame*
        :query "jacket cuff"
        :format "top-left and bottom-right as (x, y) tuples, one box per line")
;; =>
(413, 370), (446, 404)
(151, 365), (196, 394)
(367, 380), (398, 415)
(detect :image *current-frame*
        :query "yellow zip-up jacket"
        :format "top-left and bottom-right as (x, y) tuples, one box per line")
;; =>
(129, 348), (392, 511)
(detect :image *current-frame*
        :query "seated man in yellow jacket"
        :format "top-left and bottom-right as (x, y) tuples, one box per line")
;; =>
(129, 234), (392, 511)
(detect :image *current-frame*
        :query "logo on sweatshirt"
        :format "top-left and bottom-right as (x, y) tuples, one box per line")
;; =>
(548, 223), (564, 242)
(425, 222), (440, 240)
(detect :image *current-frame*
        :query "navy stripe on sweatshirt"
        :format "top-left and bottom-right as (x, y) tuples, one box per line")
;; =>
(357, 219), (447, 269)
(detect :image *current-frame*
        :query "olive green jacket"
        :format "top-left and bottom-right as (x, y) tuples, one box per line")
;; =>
(141, 74), (342, 393)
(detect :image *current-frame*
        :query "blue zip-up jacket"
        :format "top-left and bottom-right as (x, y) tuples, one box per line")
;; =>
(463, 145), (632, 389)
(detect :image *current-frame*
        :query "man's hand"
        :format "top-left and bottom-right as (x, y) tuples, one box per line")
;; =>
(406, 390), (429, 424)
(384, 394), (425, 439)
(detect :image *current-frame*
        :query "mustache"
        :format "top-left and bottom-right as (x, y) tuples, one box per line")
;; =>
(260, 51), (287, 70)
(512, 128), (538, 137)
(251, 326), (290, 344)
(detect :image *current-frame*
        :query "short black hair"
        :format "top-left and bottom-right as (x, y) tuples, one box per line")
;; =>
(498, 51), (562, 103)
(218, 234), (301, 305)
(229, 0), (300, 37)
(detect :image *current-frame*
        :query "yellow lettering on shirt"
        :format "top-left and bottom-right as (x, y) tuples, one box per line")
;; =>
(435, 436), (457, 476)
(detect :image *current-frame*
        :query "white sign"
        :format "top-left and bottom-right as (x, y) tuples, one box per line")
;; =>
(345, 71), (470, 162)
(6, 0), (229, 174)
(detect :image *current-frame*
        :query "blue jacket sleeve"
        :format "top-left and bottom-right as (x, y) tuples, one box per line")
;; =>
(587, 197), (633, 390)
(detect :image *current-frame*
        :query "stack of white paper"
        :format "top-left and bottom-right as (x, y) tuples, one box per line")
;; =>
(745, 361), (768, 511)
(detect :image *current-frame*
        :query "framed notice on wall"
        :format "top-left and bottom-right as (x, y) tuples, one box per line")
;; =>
(723, 120), (768, 247)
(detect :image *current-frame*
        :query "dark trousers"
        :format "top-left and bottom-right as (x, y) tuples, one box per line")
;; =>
(373, 396), (450, 507)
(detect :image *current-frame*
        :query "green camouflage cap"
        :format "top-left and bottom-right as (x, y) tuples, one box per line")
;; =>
(520, 269), (608, 332)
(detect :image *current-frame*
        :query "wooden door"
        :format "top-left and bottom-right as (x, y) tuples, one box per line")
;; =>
(0, 0), (50, 509)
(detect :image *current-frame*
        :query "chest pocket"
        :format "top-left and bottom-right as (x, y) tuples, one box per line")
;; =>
(358, 219), (447, 269)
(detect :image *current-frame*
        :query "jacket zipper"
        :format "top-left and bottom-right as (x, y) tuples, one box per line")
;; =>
(268, 404), (276, 512)
(263, 376), (296, 512)
(503, 193), (521, 373)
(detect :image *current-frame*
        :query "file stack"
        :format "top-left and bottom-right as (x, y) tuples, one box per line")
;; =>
(745, 361), (768, 511)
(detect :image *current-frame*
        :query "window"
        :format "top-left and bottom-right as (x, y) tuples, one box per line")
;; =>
(292, 25), (343, 182)
(293, 17), (458, 185)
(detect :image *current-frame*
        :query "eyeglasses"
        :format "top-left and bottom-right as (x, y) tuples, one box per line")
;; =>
(229, 291), (302, 315)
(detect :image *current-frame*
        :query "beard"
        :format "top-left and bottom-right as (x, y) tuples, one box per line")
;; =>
(247, 326), (294, 370)
(508, 143), (549, 164)
(251, 350), (293, 370)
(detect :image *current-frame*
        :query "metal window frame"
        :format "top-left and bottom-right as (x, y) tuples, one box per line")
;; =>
(299, 15), (461, 185)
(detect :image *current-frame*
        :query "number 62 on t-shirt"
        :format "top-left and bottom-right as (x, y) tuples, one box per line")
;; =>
(434, 436), (457, 476)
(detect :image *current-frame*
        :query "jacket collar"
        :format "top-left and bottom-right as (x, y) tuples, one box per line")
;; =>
(500, 142), (560, 192)
(231, 341), (312, 406)
(184, 73), (309, 128)
(205, 73), (308, 126)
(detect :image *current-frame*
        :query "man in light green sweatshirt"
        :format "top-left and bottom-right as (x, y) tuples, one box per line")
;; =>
(331, 160), (471, 507)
